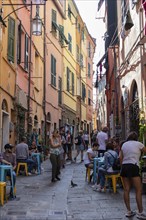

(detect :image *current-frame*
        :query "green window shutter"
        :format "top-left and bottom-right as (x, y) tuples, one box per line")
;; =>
(51, 54), (56, 87)
(8, 17), (15, 62)
(67, 67), (70, 92)
(24, 34), (29, 71)
(68, 5), (71, 19)
(58, 77), (62, 105)
(54, 58), (56, 87)
(68, 34), (72, 52)
(59, 25), (64, 46)
(72, 72), (74, 95)
(88, 63), (91, 78)
(17, 23), (21, 64)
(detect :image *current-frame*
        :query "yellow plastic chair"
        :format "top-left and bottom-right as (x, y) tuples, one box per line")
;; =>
(6, 176), (16, 196)
(0, 182), (7, 206)
(16, 162), (28, 176)
(105, 173), (124, 193)
(85, 167), (91, 183)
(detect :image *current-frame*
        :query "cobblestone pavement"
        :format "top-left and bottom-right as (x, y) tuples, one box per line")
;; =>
(0, 155), (146, 220)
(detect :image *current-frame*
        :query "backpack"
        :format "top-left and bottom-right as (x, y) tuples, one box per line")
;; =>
(108, 152), (121, 171)
(75, 135), (82, 145)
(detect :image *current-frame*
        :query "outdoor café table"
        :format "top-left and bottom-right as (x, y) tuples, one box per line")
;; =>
(93, 157), (105, 183)
(31, 152), (41, 174)
(0, 164), (14, 197)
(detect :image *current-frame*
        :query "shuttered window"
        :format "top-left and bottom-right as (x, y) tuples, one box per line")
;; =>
(24, 34), (29, 71)
(51, 54), (56, 87)
(17, 23), (21, 64)
(72, 72), (74, 95)
(68, 33), (72, 53)
(58, 77), (62, 105)
(67, 67), (70, 92)
(8, 17), (15, 62)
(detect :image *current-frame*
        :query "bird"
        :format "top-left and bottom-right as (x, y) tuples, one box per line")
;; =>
(71, 180), (78, 187)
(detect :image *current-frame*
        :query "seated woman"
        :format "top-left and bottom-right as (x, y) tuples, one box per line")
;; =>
(95, 142), (119, 192)
(29, 141), (38, 154)
(2, 144), (16, 198)
(84, 142), (98, 182)
(84, 142), (99, 169)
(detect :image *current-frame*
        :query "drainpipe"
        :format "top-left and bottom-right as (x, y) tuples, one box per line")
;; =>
(27, 1), (32, 136)
(43, 2), (47, 145)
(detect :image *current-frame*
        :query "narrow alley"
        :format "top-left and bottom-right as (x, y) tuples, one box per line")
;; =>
(0, 156), (145, 220)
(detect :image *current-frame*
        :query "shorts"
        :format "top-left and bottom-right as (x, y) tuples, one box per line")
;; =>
(120, 163), (140, 178)
(76, 144), (84, 151)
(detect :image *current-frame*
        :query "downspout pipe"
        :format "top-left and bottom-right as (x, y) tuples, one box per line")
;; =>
(43, 2), (47, 145)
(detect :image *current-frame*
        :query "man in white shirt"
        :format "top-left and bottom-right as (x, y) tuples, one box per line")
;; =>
(96, 127), (109, 157)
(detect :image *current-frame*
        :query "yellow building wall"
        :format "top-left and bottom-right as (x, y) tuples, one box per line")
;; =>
(62, 0), (77, 113)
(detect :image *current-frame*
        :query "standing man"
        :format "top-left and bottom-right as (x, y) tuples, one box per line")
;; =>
(74, 130), (85, 163)
(96, 127), (109, 157)
(16, 136), (37, 175)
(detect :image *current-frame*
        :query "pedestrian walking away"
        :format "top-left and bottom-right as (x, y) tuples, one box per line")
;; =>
(74, 130), (85, 163)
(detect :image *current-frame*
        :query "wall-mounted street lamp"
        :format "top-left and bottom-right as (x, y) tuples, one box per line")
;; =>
(0, 2), (44, 36)
(32, 5), (43, 36)
(32, 13), (42, 36)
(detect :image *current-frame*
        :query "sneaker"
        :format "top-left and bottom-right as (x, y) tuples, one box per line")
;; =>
(28, 172), (32, 176)
(55, 176), (61, 181)
(136, 211), (146, 219)
(92, 184), (101, 189)
(95, 187), (105, 192)
(125, 211), (136, 217)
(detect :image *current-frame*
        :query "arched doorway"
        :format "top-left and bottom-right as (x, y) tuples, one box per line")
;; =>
(129, 81), (139, 135)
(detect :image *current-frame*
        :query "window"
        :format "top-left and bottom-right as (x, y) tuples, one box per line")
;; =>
(68, 33), (72, 53)
(88, 42), (91, 58)
(81, 29), (84, 42)
(78, 23), (80, 32)
(51, 54), (56, 87)
(68, 5), (71, 20)
(8, 17), (15, 62)
(76, 45), (79, 62)
(24, 34), (29, 71)
(66, 67), (74, 95)
(88, 63), (91, 78)
(80, 53), (83, 68)
(51, 9), (58, 36)
(82, 83), (86, 102)
(59, 25), (64, 46)
(66, 67), (70, 92)
(58, 77), (62, 105)
(72, 72), (74, 95)
(17, 23), (21, 64)
(88, 90), (91, 105)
